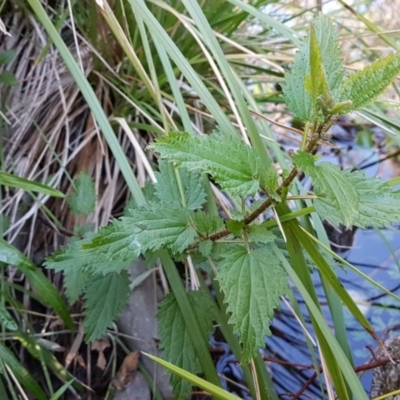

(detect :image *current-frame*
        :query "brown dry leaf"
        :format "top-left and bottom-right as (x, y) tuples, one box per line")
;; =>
(92, 337), (111, 371)
(112, 350), (140, 391)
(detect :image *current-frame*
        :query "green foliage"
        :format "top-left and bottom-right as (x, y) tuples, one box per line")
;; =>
(157, 292), (215, 398)
(46, 229), (137, 276)
(150, 132), (261, 196)
(0, 50), (18, 87)
(248, 224), (276, 244)
(337, 52), (400, 114)
(284, 13), (400, 123)
(68, 171), (97, 215)
(305, 25), (332, 117)
(315, 171), (400, 229)
(294, 152), (359, 228)
(143, 352), (241, 400)
(283, 14), (343, 122)
(293, 151), (400, 228)
(0, 171), (65, 197)
(39, 9), (400, 399)
(128, 203), (197, 254)
(218, 246), (289, 362)
(0, 303), (18, 331)
(0, 238), (73, 330)
(154, 161), (207, 210)
(83, 271), (131, 342)
(0, 342), (47, 399)
(82, 222), (141, 264)
(192, 211), (225, 236)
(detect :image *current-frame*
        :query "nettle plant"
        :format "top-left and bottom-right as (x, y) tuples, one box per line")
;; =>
(46, 15), (400, 398)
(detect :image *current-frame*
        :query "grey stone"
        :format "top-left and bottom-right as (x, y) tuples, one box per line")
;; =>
(113, 372), (150, 400)
(117, 260), (172, 399)
(371, 336), (400, 400)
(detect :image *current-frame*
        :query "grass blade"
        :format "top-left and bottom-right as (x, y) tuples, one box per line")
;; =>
(0, 171), (65, 198)
(0, 342), (47, 400)
(143, 352), (240, 400)
(0, 238), (73, 330)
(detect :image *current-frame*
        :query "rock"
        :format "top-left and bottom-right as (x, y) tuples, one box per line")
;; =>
(371, 336), (400, 400)
(117, 260), (172, 399)
(113, 372), (150, 400)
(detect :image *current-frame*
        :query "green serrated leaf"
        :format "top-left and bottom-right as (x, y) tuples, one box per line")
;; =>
(192, 211), (225, 236)
(338, 52), (400, 114)
(82, 221), (141, 264)
(315, 171), (400, 228)
(305, 25), (333, 115)
(226, 219), (244, 236)
(247, 224), (276, 244)
(283, 14), (344, 122)
(63, 266), (90, 304)
(294, 154), (359, 228)
(292, 151), (317, 169)
(142, 180), (158, 203)
(199, 240), (213, 257)
(46, 225), (138, 276)
(155, 161), (207, 210)
(130, 203), (197, 254)
(261, 167), (281, 201)
(314, 165), (359, 228)
(150, 132), (261, 196)
(68, 172), (97, 215)
(313, 14), (344, 97)
(84, 271), (131, 342)
(158, 292), (215, 399)
(217, 246), (289, 362)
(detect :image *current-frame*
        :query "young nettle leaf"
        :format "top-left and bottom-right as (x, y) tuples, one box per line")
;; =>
(337, 51), (400, 114)
(226, 219), (245, 236)
(149, 132), (261, 197)
(283, 14), (344, 122)
(305, 25), (333, 116)
(83, 271), (131, 342)
(293, 151), (359, 228)
(217, 246), (289, 363)
(261, 166), (281, 202)
(192, 210), (225, 236)
(154, 161), (207, 210)
(129, 202), (197, 254)
(313, 15), (344, 95)
(68, 171), (97, 216)
(158, 292), (216, 399)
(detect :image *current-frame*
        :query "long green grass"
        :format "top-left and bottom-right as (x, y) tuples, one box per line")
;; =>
(1, 0), (400, 398)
